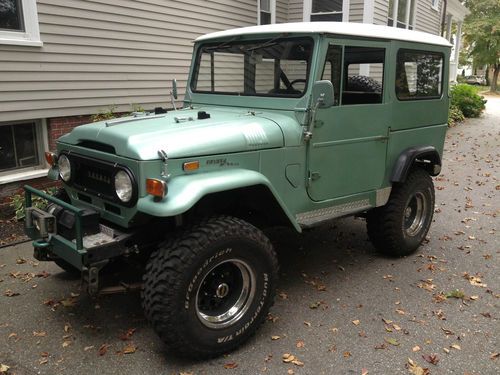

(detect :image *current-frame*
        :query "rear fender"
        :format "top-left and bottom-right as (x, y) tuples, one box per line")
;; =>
(391, 146), (441, 183)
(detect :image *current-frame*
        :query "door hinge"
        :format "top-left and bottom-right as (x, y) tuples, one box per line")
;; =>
(307, 171), (321, 186)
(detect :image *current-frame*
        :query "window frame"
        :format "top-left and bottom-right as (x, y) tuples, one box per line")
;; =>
(257, 0), (276, 25)
(0, 0), (42, 47)
(430, 0), (440, 11)
(303, 0), (350, 23)
(0, 119), (49, 181)
(395, 48), (445, 101)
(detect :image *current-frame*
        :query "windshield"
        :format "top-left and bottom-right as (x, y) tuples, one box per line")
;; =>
(191, 37), (314, 98)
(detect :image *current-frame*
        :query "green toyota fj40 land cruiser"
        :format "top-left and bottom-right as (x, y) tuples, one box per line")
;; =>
(24, 22), (451, 357)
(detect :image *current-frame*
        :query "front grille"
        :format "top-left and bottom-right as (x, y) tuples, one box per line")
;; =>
(63, 153), (136, 206)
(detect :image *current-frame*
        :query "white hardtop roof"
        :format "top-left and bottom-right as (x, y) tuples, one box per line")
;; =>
(196, 22), (452, 47)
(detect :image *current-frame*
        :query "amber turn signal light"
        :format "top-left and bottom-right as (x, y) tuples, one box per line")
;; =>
(183, 161), (200, 171)
(146, 178), (167, 199)
(45, 152), (57, 166)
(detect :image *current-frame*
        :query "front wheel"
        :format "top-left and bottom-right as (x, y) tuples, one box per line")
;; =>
(141, 216), (278, 358)
(367, 168), (435, 256)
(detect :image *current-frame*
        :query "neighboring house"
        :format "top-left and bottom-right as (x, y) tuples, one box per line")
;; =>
(0, 0), (468, 205)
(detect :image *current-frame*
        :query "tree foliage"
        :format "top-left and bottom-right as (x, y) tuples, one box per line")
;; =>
(462, 0), (500, 91)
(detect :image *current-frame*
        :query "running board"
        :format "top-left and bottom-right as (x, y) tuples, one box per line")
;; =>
(296, 199), (371, 228)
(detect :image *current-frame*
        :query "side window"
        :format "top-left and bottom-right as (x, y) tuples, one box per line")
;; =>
(342, 47), (385, 105)
(396, 50), (443, 100)
(321, 45), (342, 105)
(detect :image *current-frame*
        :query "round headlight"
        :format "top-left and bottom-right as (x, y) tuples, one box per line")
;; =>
(114, 170), (133, 202)
(58, 154), (71, 182)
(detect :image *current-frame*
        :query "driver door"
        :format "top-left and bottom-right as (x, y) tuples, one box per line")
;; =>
(307, 40), (389, 201)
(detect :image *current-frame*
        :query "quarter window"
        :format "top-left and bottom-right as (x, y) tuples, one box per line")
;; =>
(396, 50), (444, 100)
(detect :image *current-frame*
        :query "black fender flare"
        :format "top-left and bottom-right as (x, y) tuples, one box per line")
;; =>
(391, 146), (441, 183)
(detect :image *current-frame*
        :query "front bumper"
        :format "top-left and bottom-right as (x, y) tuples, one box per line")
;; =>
(24, 185), (133, 293)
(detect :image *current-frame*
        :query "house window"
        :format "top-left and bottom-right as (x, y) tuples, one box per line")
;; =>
(308, 0), (344, 22)
(387, 0), (415, 29)
(0, 121), (44, 175)
(431, 0), (439, 11)
(396, 49), (444, 100)
(258, 0), (275, 25)
(0, 0), (42, 46)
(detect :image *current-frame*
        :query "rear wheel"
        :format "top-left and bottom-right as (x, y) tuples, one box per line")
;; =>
(142, 216), (278, 358)
(367, 168), (435, 256)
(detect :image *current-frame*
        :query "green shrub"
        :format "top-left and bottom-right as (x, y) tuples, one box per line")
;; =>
(10, 187), (57, 221)
(448, 104), (465, 127)
(450, 84), (487, 118)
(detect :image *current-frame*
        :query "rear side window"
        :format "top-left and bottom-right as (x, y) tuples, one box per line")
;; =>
(396, 50), (444, 100)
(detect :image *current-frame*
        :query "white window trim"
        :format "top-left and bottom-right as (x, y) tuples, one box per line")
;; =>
(431, 0), (440, 11)
(0, 0), (42, 47)
(303, 0), (350, 23)
(388, 0), (417, 29)
(257, 0), (276, 25)
(0, 119), (49, 184)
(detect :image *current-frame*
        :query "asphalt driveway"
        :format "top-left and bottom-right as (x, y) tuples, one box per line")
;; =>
(0, 96), (498, 375)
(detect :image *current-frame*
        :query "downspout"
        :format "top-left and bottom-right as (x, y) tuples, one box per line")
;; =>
(441, 0), (448, 36)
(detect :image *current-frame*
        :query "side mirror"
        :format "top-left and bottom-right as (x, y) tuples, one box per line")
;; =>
(312, 80), (334, 108)
(172, 79), (178, 100)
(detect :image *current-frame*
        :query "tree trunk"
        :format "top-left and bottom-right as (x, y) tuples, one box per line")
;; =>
(491, 64), (499, 92)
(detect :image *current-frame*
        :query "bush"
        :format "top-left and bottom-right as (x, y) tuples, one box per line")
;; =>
(448, 104), (465, 127)
(10, 188), (57, 221)
(450, 84), (487, 118)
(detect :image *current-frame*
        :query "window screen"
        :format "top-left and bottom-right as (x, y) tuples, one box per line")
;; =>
(396, 50), (443, 100)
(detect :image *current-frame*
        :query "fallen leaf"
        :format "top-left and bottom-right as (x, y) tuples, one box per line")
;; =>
(343, 351), (351, 358)
(282, 353), (295, 363)
(406, 358), (430, 375)
(445, 290), (465, 299)
(422, 353), (439, 365)
(450, 344), (461, 350)
(98, 344), (110, 356)
(223, 362), (238, 369)
(64, 323), (71, 333)
(292, 359), (304, 367)
(490, 353), (499, 360)
(16, 257), (26, 264)
(412, 346), (421, 352)
(0, 364), (9, 373)
(271, 335), (280, 340)
(396, 309), (406, 315)
(279, 292), (288, 300)
(296, 340), (305, 348)
(122, 343), (136, 354)
(287, 370), (294, 375)
(84, 346), (94, 351)
(62, 340), (71, 348)
(60, 297), (77, 307)
(3, 290), (20, 297)
(33, 331), (47, 337)
(119, 328), (136, 341)
(8, 333), (17, 339)
(385, 338), (400, 346)
(303, 321), (311, 327)
(361, 369), (369, 375)
(374, 343), (387, 350)
(352, 319), (360, 326)
(443, 348), (450, 354)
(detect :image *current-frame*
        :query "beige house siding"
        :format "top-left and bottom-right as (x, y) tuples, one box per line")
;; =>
(350, 0), (365, 23)
(373, 0), (389, 25)
(0, 0), (257, 122)
(288, 0), (304, 22)
(415, 0), (442, 34)
(276, 0), (288, 23)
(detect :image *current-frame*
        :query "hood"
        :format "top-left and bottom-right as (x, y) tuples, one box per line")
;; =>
(59, 108), (284, 160)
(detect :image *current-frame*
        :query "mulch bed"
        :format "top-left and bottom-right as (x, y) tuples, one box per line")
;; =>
(0, 218), (28, 248)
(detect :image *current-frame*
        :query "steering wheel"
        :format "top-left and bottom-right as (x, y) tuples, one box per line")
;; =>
(289, 79), (307, 90)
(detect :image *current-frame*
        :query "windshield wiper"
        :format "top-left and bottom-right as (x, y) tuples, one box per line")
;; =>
(244, 34), (285, 52)
(204, 37), (239, 51)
